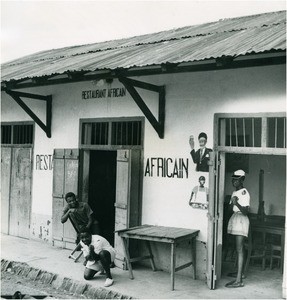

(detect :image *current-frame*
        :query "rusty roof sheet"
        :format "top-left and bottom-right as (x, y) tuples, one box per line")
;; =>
(1, 10), (286, 82)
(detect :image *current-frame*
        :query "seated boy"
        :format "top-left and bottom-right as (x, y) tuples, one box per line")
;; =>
(79, 229), (116, 287)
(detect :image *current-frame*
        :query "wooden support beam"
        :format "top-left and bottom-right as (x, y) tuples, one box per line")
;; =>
(121, 77), (162, 93)
(6, 89), (50, 101)
(158, 86), (165, 138)
(3, 88), (52, 138)
(215, 56), (234, 67)
(119, 76), (165, 139)
(130, 255), (152, 263)
(67, 71), (89, 80)
(46, 96), (52, 138)
(175, 261), (193, 272)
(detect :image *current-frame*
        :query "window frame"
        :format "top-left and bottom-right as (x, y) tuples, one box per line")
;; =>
(1, 121), (35, 147)
(214, 112), (286, 155)
(79, 117), (145, 150)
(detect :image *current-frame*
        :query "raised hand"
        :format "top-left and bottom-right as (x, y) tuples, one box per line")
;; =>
(231, 196), (238, 205)
(189, 135), (195, 150)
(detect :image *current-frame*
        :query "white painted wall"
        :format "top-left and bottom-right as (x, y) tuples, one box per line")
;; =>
(140, 64), (286, 242)
(1, 64), (286, 254)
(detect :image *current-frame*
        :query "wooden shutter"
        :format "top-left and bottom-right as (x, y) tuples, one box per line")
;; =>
(9, 147), (32, 239)
(206, 151), (225, 289)
(52, 149), (79, 249)
(1, 147), (12, 234)
(114, 149), (141, 269)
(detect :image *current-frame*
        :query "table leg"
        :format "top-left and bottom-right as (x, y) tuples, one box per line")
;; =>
(146, 241), (157, 271)
(191, 238), (196, 280)
(281, 233), (284, 274)
(122, 237), (134, 280)
(171, 243), (176, 291)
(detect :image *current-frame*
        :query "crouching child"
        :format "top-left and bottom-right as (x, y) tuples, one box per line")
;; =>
(79, 229), (116, 287)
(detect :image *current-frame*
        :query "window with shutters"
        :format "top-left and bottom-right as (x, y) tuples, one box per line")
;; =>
(80, 117), (144, 149)
(215, 113), (286, 154)
(1, 122), (34, 146)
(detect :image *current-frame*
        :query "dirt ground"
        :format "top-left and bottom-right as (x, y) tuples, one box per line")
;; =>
(1, 269), (83, 299)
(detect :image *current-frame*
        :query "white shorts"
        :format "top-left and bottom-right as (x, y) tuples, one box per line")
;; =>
(86, 260), (103, 271)
(227, 212), (249, 237)
(84, 248), (116, 271)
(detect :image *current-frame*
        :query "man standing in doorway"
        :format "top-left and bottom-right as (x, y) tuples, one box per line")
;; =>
(189, 132), (213, 172)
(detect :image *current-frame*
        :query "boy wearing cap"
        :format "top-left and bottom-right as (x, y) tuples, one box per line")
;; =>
(226, 169), (250, 288)
(189, 132), (212, 172)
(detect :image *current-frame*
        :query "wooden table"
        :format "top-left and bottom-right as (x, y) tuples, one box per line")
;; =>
(117, 225), (199, 290)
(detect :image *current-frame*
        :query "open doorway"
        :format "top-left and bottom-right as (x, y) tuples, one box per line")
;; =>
(88, 150), (117, 246)
(221, 153), (286, 285)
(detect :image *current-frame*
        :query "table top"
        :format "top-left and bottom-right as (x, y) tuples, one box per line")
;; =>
(118, 224), (199, 242)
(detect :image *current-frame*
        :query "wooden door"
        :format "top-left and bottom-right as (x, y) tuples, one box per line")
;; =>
(215, 152), (225, 281)
(52, 149), (79, 249)
(52, 149), (65, 245)
(1, 147), (12, 234)
(9, 147), (32, 239)
(114, 149), (141, 269)
(206, 151), (225, 289)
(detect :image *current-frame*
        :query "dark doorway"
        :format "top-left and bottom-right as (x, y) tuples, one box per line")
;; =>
(221, 153), (285, 283)
(88, 150), (117, 245)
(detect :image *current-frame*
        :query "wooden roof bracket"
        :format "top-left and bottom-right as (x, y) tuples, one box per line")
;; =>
(118, 76), (165, 139)
(3, 88), (52, 138)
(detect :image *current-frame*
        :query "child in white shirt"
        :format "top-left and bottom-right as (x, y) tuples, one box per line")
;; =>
(80, 230), (116, 287)
(226, 170), (250, 289)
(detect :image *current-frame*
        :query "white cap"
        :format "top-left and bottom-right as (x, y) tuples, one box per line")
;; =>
(232, 169), (245, 178)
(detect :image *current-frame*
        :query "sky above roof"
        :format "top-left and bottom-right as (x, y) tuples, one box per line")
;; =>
(1, 0), (286, 63)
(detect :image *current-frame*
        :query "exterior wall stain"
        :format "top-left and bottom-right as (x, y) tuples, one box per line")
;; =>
(31, 213), (52, 242)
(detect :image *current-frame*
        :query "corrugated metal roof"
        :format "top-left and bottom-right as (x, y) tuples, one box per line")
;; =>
(1, 10), (286, 82)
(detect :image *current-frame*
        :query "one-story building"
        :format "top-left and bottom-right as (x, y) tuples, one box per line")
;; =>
(1, 10), (286, 297)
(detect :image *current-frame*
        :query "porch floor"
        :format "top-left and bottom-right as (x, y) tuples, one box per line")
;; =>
(1, 234), (283, 299)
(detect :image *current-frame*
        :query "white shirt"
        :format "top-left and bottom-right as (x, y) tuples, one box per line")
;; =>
(80, 235), (116, 262)
(80, 235), (114, 255)
(230, 188), (250, 212)
(200, 147), (206, 157)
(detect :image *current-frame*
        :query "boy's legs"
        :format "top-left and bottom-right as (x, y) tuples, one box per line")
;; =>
(225, 234), (245, 287)
(84, 268), (97, 280)
(235, 235), (245, 283)
(99, 250), (112, 279)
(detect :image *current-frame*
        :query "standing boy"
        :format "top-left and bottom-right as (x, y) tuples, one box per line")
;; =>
(80, 229), (116, 287)
(226, 170), (250, 288)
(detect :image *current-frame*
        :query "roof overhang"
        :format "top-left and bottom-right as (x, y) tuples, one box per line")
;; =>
(1, 51), (285, 90)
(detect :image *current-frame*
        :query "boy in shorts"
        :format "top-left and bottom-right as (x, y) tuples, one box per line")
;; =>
(80, 229), (116, 287)
(225, 170), (250, 288)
